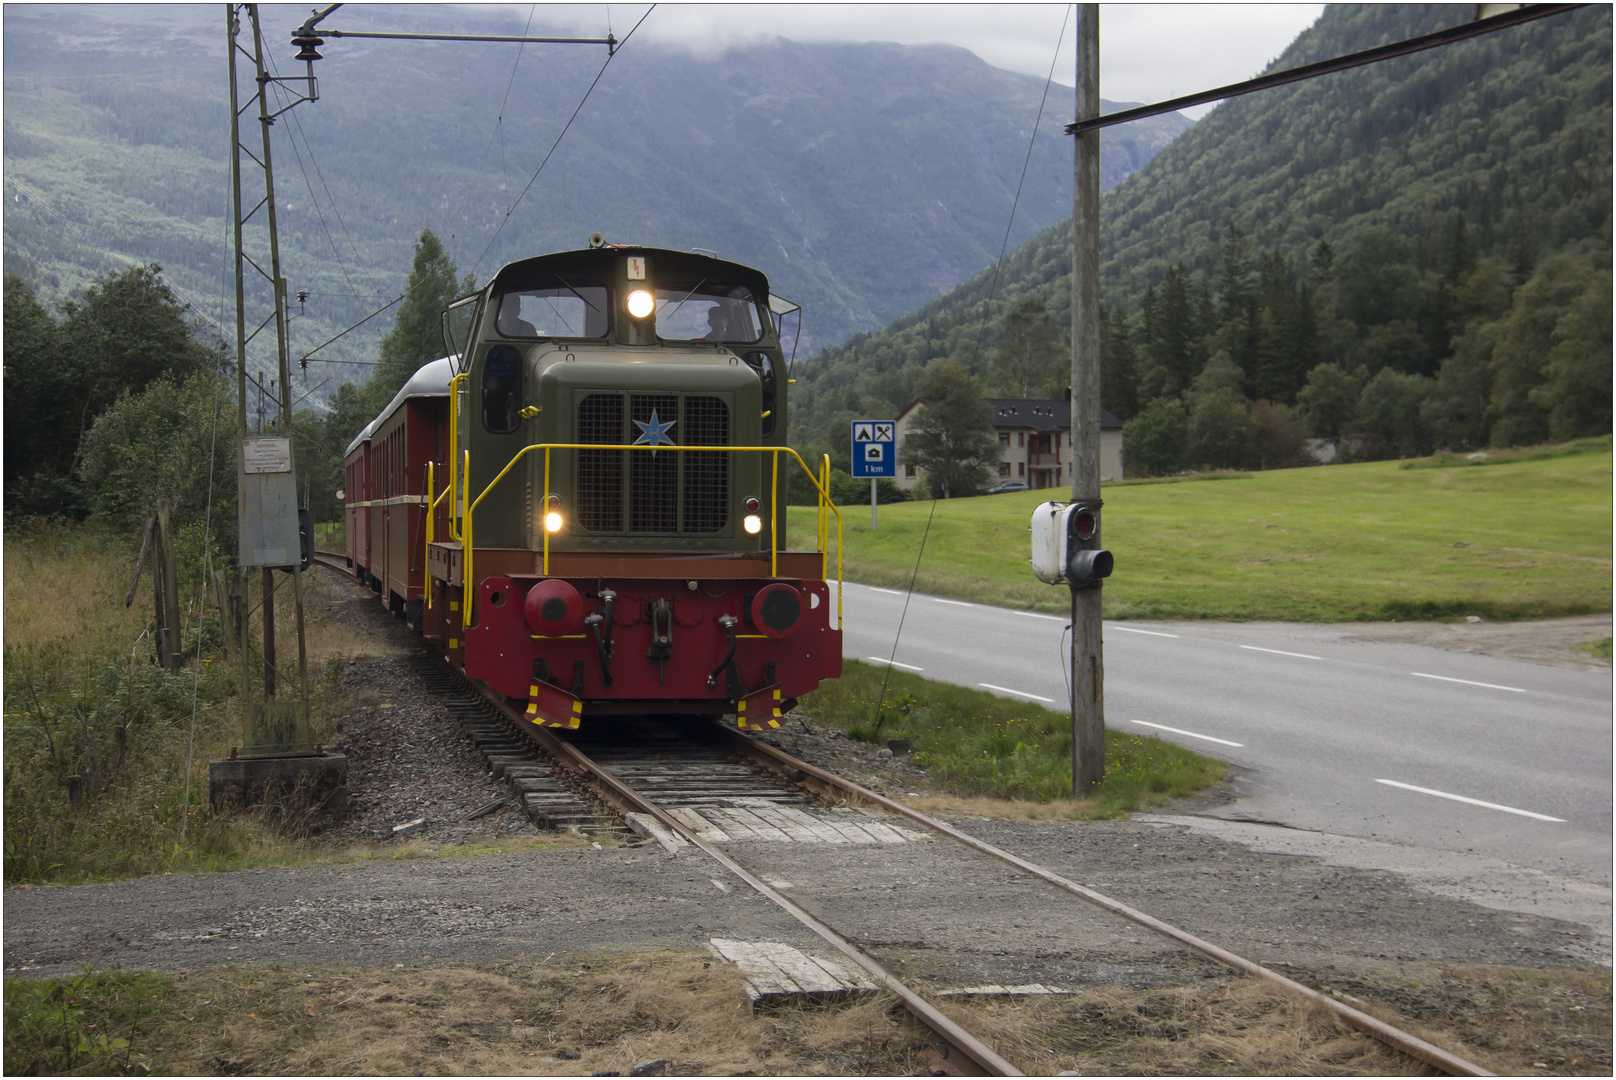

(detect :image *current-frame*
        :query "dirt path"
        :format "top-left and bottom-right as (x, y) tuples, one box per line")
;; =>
(1337, 613), (1612, 672)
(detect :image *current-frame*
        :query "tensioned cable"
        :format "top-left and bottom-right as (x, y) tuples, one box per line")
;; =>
(471, 4), (655, 275)
(962, 2), (1072, 368)
(872, 5), (1073, 724)
(451, 4), (539, 243)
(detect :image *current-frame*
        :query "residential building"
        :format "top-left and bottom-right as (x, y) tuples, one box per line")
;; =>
(893, 396), (1124, 492)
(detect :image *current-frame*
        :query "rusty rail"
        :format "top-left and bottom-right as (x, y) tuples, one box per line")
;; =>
(727, 730), (1495, 1078)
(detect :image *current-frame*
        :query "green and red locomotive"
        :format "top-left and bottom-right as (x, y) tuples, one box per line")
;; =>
(343, 238), (843, 731)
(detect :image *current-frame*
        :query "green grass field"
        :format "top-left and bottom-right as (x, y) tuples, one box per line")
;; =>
(787, 438), (1613, 622)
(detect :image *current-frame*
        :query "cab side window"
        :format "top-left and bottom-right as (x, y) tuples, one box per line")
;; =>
(482, 345), (522, 433)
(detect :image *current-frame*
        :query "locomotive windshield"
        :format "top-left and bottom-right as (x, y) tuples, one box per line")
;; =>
(497, 281), (609, 338)
(655, 285), (763, 344)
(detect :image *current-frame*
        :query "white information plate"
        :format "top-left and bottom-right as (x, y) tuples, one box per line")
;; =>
(242, 437), (293, 474)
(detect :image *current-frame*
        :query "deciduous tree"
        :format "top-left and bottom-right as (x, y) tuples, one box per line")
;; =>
(897, 360), (998, 499)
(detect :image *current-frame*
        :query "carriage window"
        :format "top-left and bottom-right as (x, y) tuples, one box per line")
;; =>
(482, 344), (523, 434)
(496, 282), (608, 338)
(655, 285), (763, 344)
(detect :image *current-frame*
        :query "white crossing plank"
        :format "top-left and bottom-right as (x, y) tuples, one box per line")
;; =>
(623, 812), (689, 853)
(768, 804), (853, 844)
(709, 939), (878, 1004)
(667, 807), (730, 843)
(709, 806), (794, 842)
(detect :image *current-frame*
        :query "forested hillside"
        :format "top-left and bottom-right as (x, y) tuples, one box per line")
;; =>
(2, 3), (1190, 389)
(790, 4), (1612, 472)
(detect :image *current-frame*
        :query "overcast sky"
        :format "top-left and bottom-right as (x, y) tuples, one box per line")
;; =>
(490, 4), (1326, 119)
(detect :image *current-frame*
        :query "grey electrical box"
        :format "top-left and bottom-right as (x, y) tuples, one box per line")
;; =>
(239, 436), (300, 567)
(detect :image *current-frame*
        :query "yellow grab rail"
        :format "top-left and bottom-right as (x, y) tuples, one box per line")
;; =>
(443, 373), (468, 542)
(423, 461), (435, 608)
(460, 442), (842, 630)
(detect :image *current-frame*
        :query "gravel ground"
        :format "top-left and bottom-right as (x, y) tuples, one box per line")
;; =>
(5, 569), (1608, 1070)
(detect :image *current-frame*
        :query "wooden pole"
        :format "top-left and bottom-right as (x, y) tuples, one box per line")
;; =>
(1070, 4), (1106, 795)
(156, 498), (183, 674)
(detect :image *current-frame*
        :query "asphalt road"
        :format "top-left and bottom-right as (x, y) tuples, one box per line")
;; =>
(829, 581), (1614, 892)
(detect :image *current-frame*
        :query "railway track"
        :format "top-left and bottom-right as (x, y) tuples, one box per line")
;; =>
(311, 550), (1493, 1077)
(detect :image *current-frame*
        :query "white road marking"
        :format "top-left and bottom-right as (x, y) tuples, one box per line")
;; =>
(868, 587), (904, 596)
(867, 657), (924, 672)
(932, 597), (974, 607)
(1014, 611), (1066, 622)
(1110, 625), (1180, 638)
(1375, 779), (1565, 822)
(1410, 672), (1527, 693)
(978, 683), (1055, 703)
(1239, 645), (1322, 660)
(1130, 719), (1244, 747)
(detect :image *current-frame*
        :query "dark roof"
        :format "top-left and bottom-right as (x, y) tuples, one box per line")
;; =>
(988, 398), (1121, 431)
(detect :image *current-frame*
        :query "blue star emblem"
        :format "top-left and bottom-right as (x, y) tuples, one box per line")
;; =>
(632, 409), (677, 454)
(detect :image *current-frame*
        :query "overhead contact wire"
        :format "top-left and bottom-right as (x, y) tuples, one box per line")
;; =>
(471, 4), (656, 275)
(872, 7), (1072, 723)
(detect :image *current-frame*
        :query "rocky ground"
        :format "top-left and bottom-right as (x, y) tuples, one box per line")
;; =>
(6, 568), (1610, 1074)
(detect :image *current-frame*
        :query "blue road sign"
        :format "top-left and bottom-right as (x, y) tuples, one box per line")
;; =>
(851, 419), (896, 479)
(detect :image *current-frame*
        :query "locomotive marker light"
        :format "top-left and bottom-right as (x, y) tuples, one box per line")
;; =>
(544, 493), (564, 533)
(626, 288), (655, 320)
(744, 496), (763, 535)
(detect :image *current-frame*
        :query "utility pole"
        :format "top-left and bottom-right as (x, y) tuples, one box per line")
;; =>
(227, 3), (315, 753)
(1069, 4), (1105, 794)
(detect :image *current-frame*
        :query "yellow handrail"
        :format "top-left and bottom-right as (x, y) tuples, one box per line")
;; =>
(444, 373), (468, 542)
(424, 461), (435, 608)
(460, 442), (843, 630)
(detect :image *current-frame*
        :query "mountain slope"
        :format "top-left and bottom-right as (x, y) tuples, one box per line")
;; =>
(787, 3), (1611, 448)
(1, 3), (1191, 389)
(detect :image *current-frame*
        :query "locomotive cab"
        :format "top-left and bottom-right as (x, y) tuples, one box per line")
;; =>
(419, 243), (841, 732)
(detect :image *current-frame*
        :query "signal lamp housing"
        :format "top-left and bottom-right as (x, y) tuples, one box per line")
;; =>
(544, 493), (564, 533)
(1028, 500), (1113, 589)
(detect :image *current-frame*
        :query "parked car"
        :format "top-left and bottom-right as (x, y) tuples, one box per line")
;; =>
(985, 480), (1030, 494)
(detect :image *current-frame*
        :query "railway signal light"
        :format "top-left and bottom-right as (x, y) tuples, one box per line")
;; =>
(1029, 500), (1113, 589)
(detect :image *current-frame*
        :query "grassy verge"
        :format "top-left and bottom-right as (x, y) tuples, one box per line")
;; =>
(789, 437), (1613, 622)
(1577, 637), (1613, 660)
(2, 524), (404, 886)
(800, 661), (1225, 815)
(5, 958), (1604, 1076)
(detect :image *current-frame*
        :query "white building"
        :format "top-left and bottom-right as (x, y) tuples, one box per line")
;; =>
(893, 396), (1124, 493)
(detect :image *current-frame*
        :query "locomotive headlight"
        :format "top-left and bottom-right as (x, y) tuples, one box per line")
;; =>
(626, 289), (655, 320)
(544, 493), (564, 533)
(743, 496), (762, 534)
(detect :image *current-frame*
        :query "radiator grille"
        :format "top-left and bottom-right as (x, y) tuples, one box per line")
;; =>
(572, 391), (732, 535)
(681, 396), (729, 533)
(576, 393), (623, 531)
(629, 394), (679, 533)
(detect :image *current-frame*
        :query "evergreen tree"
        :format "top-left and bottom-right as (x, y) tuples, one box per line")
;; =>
(1098, 304), (1139, 419)
(372, 229), (473, 409)
(990, 295), (1061, 397)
